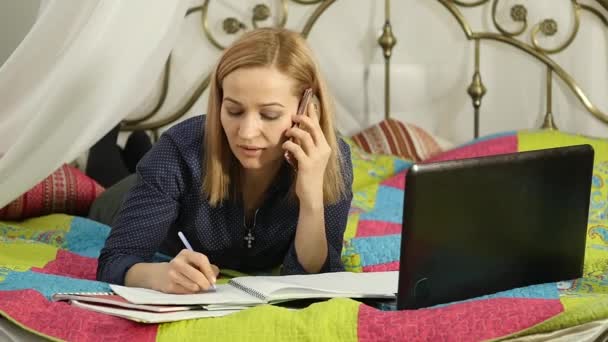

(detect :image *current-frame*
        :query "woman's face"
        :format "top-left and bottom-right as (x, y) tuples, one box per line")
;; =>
(220, 66), (300, 171)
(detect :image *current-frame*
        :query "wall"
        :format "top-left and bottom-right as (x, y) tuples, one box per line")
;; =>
(0, 0), (41, 66)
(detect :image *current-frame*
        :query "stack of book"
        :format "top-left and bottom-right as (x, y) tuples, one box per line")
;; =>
(53, 271), (398, 323)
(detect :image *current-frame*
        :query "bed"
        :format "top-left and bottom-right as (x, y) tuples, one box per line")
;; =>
(2, 1), (608, 341)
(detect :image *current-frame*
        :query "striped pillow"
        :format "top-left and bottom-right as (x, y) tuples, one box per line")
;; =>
(351, 119), (444, 161)
(0, 164), (104, 220)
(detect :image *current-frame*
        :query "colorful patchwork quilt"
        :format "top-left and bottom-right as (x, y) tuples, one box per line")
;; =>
(1, 130), (608, 341)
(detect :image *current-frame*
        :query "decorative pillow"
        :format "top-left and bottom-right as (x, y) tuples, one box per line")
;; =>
(0, 164), (105, 220)
(350, 118), (446, 161)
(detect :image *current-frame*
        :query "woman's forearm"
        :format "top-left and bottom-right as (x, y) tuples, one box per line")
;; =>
(294, 199), (328, 273)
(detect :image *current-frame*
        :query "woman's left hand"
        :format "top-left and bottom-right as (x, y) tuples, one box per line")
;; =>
(282, 102), (330, 206)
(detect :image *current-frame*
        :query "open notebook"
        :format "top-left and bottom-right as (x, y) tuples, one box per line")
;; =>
(110, 271), (398, 309)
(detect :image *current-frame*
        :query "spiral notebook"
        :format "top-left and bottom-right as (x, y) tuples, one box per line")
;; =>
(68, 300), (238, 323)
(52, 292), (196, 312)
(110, 271), (398, 309)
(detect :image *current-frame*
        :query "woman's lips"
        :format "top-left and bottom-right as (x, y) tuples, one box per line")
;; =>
(238, 145), (264, 157)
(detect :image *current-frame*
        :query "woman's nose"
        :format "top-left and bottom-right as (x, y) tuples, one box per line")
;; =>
(237, 114), (260, 139)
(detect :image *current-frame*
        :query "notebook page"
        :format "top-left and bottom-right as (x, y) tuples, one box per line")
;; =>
(231, 271), (398, 301)
(110, 284), (264, 305)
(71, 300), (238, 323)
(228, 277), (296, 300)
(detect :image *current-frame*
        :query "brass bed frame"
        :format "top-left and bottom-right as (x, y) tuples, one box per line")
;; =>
(121, 0), (608, 140)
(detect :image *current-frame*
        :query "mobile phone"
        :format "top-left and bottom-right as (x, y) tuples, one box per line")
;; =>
(285, 88), (318, 169)
(296, 88), (320, 120)
(297, 88), (314, 117)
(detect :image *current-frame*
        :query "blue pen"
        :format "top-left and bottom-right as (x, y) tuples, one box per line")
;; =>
(177, 231), (216, 290)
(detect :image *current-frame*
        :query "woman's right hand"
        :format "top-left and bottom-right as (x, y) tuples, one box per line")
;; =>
(154, 249), (220, 294)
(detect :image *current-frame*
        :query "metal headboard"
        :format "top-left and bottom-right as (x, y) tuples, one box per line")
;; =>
(121, 0), (608, 140)
(442, 0), (608, 137)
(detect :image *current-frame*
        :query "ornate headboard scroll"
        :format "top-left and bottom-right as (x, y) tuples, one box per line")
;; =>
(441, 0), (608, 137)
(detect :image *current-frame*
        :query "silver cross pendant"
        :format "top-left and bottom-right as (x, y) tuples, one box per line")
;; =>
(244, 229), (255, 249)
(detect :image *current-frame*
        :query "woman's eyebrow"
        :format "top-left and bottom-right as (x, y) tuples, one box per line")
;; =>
(259, 102), (284, 108)
(224, 97), (242, 105)
(224, 97), (284, 108)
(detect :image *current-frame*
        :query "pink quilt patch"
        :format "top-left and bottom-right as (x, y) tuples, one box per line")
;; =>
(357, 297), (562, 342)
(381, 171), (406, 190)
(425, 136), (518, 163)
(32, 250), (98, 280)
(363, 261), (400, 272)
(0, 290), (157, 342)
(356, 221), (402, 237)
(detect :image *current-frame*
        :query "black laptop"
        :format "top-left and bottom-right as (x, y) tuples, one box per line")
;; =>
(397, 144), (594, 310)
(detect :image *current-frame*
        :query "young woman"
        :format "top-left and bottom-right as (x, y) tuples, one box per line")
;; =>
(96, 27), (353, 294)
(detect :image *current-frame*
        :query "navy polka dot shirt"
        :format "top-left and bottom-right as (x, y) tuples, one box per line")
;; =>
(97, 115), (353, 285)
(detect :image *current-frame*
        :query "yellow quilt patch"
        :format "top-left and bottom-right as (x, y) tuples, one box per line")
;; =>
(157, 298), (360, 342)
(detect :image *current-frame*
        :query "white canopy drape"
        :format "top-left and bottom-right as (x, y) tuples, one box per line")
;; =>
(0, 0), (188, 208)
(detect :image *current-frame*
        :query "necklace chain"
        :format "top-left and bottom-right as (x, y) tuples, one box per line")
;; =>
(243, 209), (259, 249)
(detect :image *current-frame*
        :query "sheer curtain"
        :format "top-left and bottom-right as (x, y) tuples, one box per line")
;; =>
(0, 0), (188, 208)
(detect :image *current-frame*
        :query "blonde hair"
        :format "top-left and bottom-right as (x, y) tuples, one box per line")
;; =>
(203, 27), (347, 206)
